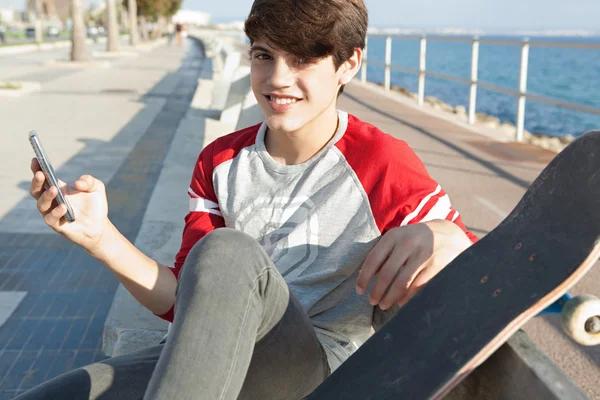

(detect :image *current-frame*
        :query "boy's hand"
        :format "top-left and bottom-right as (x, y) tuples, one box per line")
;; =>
(355, 220), (472, 311)
(29, 157), (113, 256)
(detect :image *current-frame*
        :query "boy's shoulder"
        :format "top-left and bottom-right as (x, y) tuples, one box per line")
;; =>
(199, 122), (262, 166)
(340, 113), (423, 169)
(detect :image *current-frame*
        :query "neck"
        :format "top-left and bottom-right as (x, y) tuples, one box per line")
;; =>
(265, 107), (339, 165)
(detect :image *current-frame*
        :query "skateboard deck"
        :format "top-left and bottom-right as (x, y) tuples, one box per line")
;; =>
(306, 130), (600, 399)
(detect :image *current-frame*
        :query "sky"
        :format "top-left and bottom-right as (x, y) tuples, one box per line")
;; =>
(178, 0), (600, 32)
(4, 0), (597, 32)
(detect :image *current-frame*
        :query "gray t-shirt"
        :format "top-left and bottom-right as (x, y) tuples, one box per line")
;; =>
(171, 110), (473, 371)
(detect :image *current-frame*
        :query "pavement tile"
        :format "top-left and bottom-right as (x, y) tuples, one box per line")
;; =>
(27, 293), (57, 318)
(45, 293), (72, 318)
(0, 319), (22, 351)
(61, 291), (88, 317)
(43, 319), (71, 351)
(22, 319), (54, 351)
(72, 350), (95, 370)
(43, 350), (75, 381)
(0, 39), (205, 390)
(0, 352), (19, 383)
(0, 351), (37, 390)
(18, 350), (58, 390)
(4, 319), (37, 350)
(61, 318), (90, 350)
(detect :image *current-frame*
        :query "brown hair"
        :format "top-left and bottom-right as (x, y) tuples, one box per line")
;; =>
(244, 0), (368, 95)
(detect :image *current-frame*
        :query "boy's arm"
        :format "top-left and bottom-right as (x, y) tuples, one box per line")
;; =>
(355, 140), (477, 311)
(96, 144), (225, 321)
(356, 219), (472, 311)
(91, 223), (178, 316)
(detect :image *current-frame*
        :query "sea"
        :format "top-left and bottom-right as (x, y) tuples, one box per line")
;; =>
(364, 35), (600, 137)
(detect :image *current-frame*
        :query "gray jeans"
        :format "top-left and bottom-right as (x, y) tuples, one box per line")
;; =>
(16, 228), (330, 400)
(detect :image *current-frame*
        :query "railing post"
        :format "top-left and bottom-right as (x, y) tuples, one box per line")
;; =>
(468, 37), (480, 125)
(384, 36), (392, 91)
(418, 36), (427, 106)
(516, 39), (530, 142)
(361, 36), (368, 84)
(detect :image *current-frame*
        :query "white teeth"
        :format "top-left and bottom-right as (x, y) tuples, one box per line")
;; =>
(270, 96), (298, 105)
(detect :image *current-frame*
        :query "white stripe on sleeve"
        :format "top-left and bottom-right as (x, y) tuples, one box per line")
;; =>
(400, 185), (442, 226)
(419, 194), (452, 223)
(451, 210), (460, 222)
(190, 197), (222, 217)
(188, 187), (200, 198)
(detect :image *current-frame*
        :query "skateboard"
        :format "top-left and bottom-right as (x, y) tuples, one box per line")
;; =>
(306, 130), (600, 399)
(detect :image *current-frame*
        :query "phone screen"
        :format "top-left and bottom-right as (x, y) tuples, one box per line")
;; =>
(28, 130), (76, 223)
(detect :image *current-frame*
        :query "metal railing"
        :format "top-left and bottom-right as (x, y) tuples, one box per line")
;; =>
(360, 34), (600, 141)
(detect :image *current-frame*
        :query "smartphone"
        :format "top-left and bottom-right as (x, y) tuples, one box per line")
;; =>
(28, 130), (76, 223)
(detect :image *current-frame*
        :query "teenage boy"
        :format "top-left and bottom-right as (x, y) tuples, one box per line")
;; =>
(20, 0), (476, 399)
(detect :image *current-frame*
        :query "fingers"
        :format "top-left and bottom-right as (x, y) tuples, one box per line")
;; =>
(37, 185), (58, 214)
(29, 170), (47, 200)
(356, 237), (394, 295)
(74, 175), (103, 193)
(396, 274), (423, 308)
(379, 254), (422, 310)
(369, 246), (410, 309)
(30, 157), (40, 174)
(44, 202), (68, 227)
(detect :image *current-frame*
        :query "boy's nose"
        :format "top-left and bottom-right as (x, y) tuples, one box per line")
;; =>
(267, 59), (295, 88)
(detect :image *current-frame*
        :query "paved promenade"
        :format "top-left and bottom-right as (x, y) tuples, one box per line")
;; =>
(0, 35), (598, 399)
(0, 39), (204, 398)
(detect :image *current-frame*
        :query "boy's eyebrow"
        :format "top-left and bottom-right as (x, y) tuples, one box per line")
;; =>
(249, 45), (272, 53)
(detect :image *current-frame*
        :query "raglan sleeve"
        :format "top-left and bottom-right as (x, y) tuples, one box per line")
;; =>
(384, 141), (478, 243)
(154, 142), (226, 322)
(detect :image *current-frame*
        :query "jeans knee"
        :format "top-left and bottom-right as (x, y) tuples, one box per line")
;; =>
(179, 228), (265, 283)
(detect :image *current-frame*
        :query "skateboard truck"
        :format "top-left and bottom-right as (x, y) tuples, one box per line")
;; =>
(539, 292), (600, 346)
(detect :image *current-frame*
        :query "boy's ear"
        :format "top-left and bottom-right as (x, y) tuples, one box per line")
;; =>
(340, 48), (363, 85)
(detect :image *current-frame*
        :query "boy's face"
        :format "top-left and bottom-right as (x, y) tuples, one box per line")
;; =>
(250, 40), (359, 136)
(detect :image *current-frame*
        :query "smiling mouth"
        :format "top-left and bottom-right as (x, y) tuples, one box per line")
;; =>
(265, 95), (302, 105)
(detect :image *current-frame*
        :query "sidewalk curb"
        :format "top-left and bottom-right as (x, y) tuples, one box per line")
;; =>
(101, 33), (262, 357)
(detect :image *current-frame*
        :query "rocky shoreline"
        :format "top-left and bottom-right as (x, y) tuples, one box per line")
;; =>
(379, 83), (576, 153)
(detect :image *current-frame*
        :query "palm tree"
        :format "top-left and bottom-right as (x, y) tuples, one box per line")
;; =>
(70, 0), (88, 62)
(33, 0), (43, 43)
(106, 0), (120, 52)
(128, 0), (139, 46)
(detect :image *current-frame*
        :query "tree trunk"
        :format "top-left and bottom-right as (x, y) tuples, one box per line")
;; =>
(70, 0), (88, 62)
(106, 0), (120, 52)
(33, 0), (43, 43)
(128, 0), (139, 46)
(139, 15), (149, 41)
(157, 16), (167, 37)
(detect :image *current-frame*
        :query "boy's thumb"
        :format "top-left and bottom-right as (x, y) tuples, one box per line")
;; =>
(76, 175), (102, 192)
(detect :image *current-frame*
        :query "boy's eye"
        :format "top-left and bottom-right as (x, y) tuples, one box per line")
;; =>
(253, 53), (272, 61)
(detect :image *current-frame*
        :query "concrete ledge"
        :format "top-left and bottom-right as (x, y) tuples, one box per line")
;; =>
(102, 35), (254, 357)
(103, 102), (211, 357)
(0, 81), (41, 97)
(103, 284), (169, 356)
(112, 329), (166, 357)
(236, 85), (264, 131)
(446, 330), (588, 399)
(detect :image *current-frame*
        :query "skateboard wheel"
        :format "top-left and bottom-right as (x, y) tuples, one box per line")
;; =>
(561, 294), (600, 346)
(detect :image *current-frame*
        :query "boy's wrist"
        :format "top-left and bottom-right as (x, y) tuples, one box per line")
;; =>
(87, 219), (125, 263)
